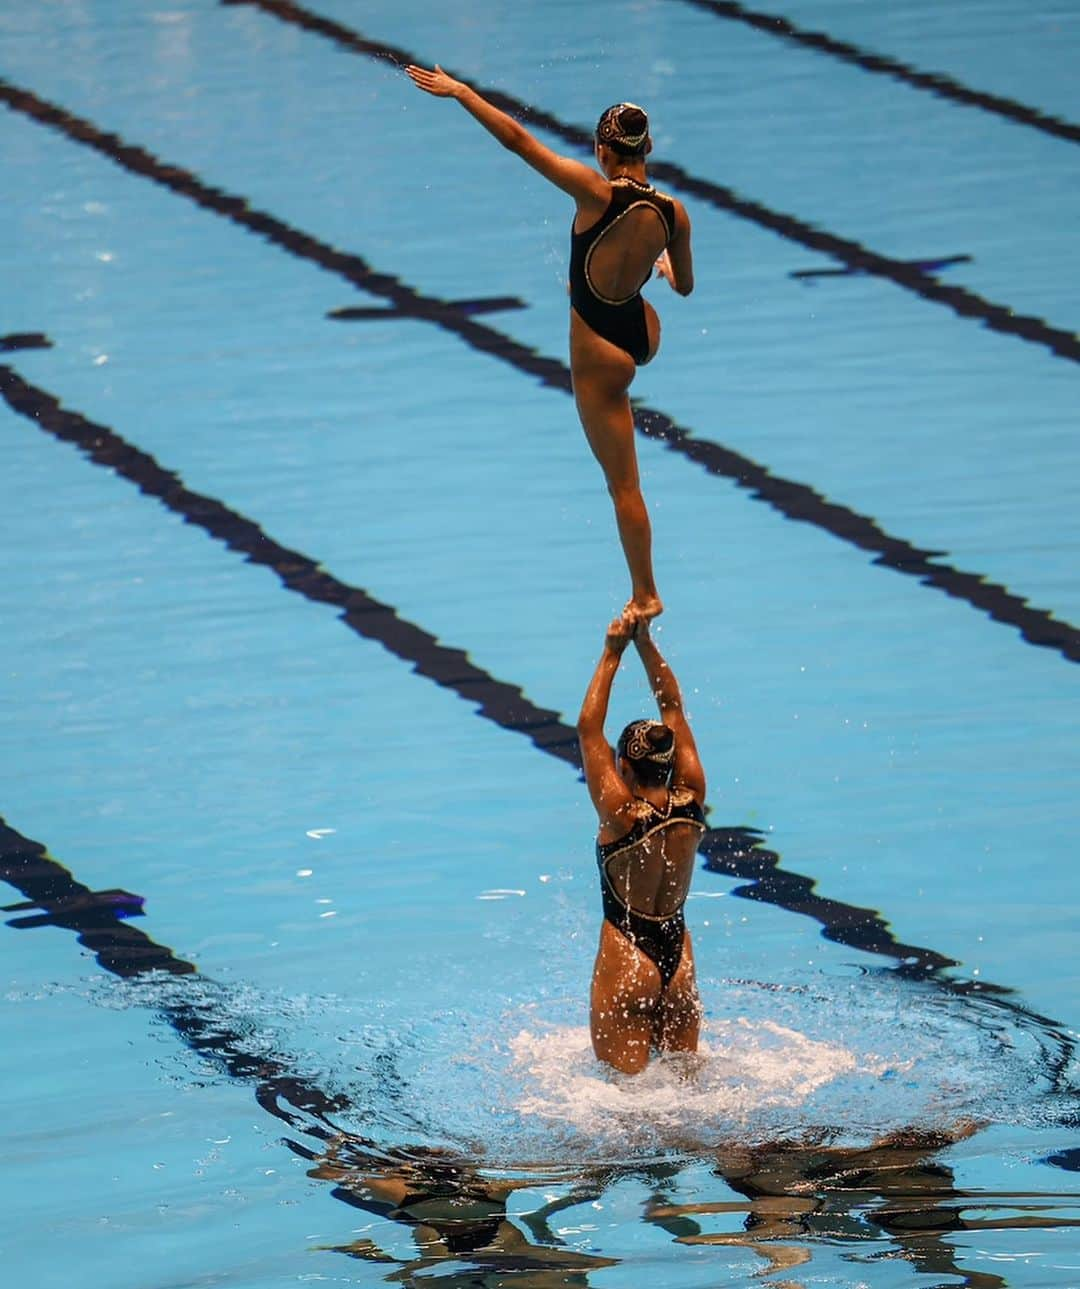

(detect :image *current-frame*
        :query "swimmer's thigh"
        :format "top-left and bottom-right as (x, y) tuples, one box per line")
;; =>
(590, 921), (662, 1075)
(641, 298), (661, 366)
(655, 932), (701, 1054)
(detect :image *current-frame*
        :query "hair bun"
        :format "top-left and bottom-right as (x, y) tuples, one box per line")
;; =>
(621, 106), (648, 136)
(596, 102), (650, 155)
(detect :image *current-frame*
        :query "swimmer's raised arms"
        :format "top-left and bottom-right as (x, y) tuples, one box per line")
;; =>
(404, 64), (528, 148)
(577, 614), (707, 1074)
(405, 62), (695, 624)
(404, 66), (548, 184)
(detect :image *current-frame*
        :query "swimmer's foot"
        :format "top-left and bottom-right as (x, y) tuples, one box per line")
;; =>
(625, 594), (663, 623)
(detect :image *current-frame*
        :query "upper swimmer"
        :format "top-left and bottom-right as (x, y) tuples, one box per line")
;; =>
(406, 66), (694, 622)
(577, 615), (707, 1073)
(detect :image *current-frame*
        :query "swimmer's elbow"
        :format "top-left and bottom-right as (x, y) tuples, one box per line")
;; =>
(576, 711), (602, 742)
(501, 121), (530, 155)
(675, 277), (694, 297)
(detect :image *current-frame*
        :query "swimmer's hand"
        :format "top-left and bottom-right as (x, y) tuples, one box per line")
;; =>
(405, 64), (465, 99)
(654, 250), (676, 289)
(605, 614), (635, 655)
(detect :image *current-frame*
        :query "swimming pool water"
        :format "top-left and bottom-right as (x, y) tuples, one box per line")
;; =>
(2, 1), (1078, 1285)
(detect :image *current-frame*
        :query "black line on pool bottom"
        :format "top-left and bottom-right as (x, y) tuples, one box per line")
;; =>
(792, 254), (972, 282)
(0, 819), (192, 979)
(678, 0), (1080, 147)
(1, 82), (1076, 664)
(4, 885), (145, 929)
(701, 828), (956, 970)
(631, 401), (1080, 663)
(0, 332), (53, 352)
(0, 365), (578, 768)
(0, 814), (357, 1131)
(329, 294), (527, 322)
(704, 826), (1079, 1098)
(221, 0), (1080, 368)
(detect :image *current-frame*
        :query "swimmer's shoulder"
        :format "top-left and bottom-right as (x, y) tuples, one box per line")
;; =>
(670, 783), (706, 813)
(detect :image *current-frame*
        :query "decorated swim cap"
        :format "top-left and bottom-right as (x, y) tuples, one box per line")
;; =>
(595, 102), (650, 155)
(617, 719), (674, 765)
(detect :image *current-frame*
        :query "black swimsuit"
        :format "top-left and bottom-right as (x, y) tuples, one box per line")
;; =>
(596, 791), (706, 988)
(569, 177), (677, 365)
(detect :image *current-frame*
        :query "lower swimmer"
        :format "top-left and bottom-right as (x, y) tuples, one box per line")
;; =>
(405, 65), (694, 622)
(577, 615), (707, 1073)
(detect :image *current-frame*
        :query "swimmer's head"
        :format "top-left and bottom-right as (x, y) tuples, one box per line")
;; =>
(595, 102), (651, 159)
(616, 719), (675, 786)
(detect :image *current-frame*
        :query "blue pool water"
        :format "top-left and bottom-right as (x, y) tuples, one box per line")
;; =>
(2, 1), (1078, 1285)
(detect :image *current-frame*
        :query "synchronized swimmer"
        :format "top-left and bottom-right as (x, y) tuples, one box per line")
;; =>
(578, 616), (707, 1073)
(406, 65), (694, 623)
(405, 65), (702, 1073)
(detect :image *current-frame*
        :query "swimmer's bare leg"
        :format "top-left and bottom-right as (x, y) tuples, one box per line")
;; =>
(590, 921), (662, 1075)
(571, 314), (663, 620)
(655, 933), (701, 1057)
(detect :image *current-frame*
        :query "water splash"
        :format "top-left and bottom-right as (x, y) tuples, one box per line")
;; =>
(70, 964), (1078, 1168)
(508, 1018), (868, 1154)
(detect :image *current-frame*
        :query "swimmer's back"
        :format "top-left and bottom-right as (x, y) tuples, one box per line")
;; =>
(598, 788), (704, 917)
(573, 180), (677, 303)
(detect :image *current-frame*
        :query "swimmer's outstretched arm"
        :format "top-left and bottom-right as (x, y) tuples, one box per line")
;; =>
(633, 623), (706, 798)
(405, 64), (607, 204)
(577, 616), (636, 826)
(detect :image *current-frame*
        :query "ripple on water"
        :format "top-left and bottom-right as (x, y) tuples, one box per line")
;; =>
(71, 966), (1078, 1169)
(335, 970), (1078, 1166)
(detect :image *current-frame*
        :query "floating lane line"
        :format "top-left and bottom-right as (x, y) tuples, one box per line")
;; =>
(1, 79), (1076, 663)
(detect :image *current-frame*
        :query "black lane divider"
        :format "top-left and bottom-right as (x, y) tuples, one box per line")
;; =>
(0, 364), (579, 767)
(1, 359), (996, 979)
(0, 819), (191, 979)
(792, 253), (972, 282)
(329, 293), (527, 321)
(0, 332), (52, 352)
(679, 0), (1080, 147)
(2, 81), (1077, 664)
(221, 0), (1080, 368)
(0, 814), (358, 1130)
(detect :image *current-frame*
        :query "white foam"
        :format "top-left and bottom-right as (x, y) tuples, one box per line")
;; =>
(508, 1017), (868, 1151)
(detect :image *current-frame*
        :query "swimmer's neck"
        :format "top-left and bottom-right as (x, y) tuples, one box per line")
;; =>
(600, 158), (648, 184)
(628, 781), (670, 808)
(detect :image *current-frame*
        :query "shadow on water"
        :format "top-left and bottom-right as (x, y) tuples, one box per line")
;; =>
(643, 1129), (1080, 1289)
(4, 814), (1080, 1286)
(279, 1122), (1080, 1289)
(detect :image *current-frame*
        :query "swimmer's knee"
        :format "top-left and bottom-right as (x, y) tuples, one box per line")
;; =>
(606, 476), (644, 507)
